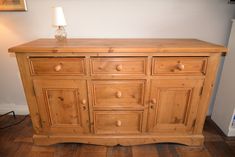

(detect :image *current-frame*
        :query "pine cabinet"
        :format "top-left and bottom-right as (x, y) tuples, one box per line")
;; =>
(9, 39), (227, 146)
(33, 79), (90, 134)
(148, 79), (204, 133)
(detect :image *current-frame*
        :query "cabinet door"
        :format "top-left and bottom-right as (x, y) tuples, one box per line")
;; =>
(33, 79), (90, 134)
(148, 79), (204, 133)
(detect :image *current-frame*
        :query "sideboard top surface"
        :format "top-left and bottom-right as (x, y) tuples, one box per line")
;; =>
(9, 38), (227, 53)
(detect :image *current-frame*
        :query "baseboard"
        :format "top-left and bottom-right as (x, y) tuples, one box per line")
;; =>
(206, 116), (235, 140)
(0, 104), (29, 115)
(228, 128), (235, 137)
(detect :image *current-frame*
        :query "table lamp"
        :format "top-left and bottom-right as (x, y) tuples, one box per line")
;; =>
(52, 7), (67, 41)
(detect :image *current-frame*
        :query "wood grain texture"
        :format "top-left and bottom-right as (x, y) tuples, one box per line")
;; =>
(193, 53), (221, 134)
(10, 39), (226, 146)
(15, 53), (42, 134)
(29, 57), (86, 76)
(152, 57), (208, 75)
(1, 116), (235, 157)
(33, 79), (90, 134)
(8, 38), (227, 53)
(93, 111), (143, 134)
(91, 80), (146, 109)
(90, 57), (147, 76)
(148, 79), (204, 133)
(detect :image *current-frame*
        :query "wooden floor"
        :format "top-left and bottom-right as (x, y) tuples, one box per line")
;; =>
(0, 115), (235, 157)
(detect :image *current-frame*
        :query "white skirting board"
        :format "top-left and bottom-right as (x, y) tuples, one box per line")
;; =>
(0, 104), (29, 115)
(228, 128), (235, 136)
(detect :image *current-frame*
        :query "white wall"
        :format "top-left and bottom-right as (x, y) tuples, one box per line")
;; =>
(0, 0), (235, 115)
(212, 20), (235, 136)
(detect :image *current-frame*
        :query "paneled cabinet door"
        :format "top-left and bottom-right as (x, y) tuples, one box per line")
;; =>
(148, 79), (204, 133)
(33, 79), (90, 134)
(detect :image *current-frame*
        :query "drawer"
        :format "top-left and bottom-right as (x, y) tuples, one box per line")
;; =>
(91, 80), (145, 109)
(94, 111), (143, 134)
(29, 57), (86, 75)
(152, 57), (207, 75)
(90, 57), (147, 75)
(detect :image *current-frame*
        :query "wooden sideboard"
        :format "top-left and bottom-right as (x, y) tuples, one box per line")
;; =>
(9, 39), (227, 146)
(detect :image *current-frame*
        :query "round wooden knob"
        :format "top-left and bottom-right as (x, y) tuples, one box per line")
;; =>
(81, 99), (86, 105)
(116, 91), (122, 98)
(81, 99), (87, 110)
(116, 64), (123, 71)
(177, 63), (185, 71)
(151, 98), (157, 104)
(54, 64), (62, 72)
(116, 120), (122, 127)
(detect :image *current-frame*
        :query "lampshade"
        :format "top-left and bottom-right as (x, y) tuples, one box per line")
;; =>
(52, 7), (67, 27)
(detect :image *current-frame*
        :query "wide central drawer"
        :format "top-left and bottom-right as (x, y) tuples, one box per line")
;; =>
(91, 80), (145, 109)
(90, 57), (147, 75)
(28, 57), (86, 76)
(94, 111), (143, 134)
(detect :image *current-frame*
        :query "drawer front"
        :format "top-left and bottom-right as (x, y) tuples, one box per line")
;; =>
(91, 57), (147, 75)
(94, 111), (143, 134)
(91, 80), (145, 108)
(29, 57), (86, 75)
(152, 57), (207, 75)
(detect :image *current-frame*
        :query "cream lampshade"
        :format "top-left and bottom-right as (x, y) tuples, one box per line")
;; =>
(52, 7), (67, 41)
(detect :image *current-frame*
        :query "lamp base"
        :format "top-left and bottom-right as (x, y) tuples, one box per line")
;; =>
(55, 26), (67, 41)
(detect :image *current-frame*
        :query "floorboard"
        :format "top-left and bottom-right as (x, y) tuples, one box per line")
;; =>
(0, 115), (234, 157)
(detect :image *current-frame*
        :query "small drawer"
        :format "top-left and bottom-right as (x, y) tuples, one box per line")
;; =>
(91, 57), (147, 75)
(152, 57), (207, 75)
(29, 57), (86, 75)
(94, 111), (143, 134)
(91, 80), (145, 108)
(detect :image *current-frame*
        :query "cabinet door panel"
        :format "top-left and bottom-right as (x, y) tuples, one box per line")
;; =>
(33, 80), (90, 134)
(157, 89), (191, 124)
(45, 89), (80, 126)
(148, 79), (204, 133)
